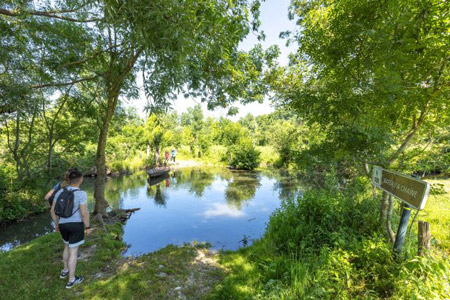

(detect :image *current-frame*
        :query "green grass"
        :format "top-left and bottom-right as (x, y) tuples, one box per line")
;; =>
(0, 222), (125, 299)
(421, 179), (450, 254)
(208, 180), (450, 299)
(0, 222), (224, 300)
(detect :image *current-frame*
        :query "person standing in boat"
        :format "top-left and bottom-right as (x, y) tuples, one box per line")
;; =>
(171, 148), (177, 163)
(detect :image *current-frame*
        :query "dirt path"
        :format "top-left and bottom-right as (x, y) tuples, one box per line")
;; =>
(170, 160), (204, 168)
(77, 242), (224, 299)
(71, 211), (224, 299)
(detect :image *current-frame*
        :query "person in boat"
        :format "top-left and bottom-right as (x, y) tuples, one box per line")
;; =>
(164, 150), (170, 165)
(50, 169), (92, 289)
(45, 167), (78, 207)
(171, 148), (177, 162)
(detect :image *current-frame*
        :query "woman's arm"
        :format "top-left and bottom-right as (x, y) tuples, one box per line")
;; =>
(44, 189), (55, 200)
(80, 204), (91, 234)
(50, 199), (59, 231)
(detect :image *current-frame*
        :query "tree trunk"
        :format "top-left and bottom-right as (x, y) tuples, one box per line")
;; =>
(379, 191), (389, 224)
(93, 94), (118, 217)
(93, 46), (143, 217)
(47, 136), (53, 177)
(44, 95), (68, 177)
(386, 195), (395, 242)
(13, 113), (22, 180)
(146, 143), (150, 159)
(155, 145), (160, 167)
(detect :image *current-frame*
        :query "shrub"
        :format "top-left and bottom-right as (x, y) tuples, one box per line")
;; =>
(430, 183), (445, 195)
(212, 185), (450, 299)
(228, 139), (261, 170)
(265, 189), (380, 255)
(0, 163), (48, 223)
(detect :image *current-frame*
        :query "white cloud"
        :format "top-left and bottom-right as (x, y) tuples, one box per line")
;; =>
(203, 203), (245, 218)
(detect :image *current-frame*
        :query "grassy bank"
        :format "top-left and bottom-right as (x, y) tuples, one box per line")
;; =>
(78, 244), (224, 299)
(419, 180), (450, 255)
(0, 222), (125, 299)
(208, 179), (450, 299)
(0, 220), (225, 300)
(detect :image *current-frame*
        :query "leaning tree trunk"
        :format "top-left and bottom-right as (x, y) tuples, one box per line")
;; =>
(93, 93), (118, 217)
(386, 195), (396, 242)
(379, 191), (389, 224)
(93, 46), (143, 217)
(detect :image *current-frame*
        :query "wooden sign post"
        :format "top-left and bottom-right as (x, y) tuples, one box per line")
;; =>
(418, 221), (431, 256)
(373, 166), (430, 255)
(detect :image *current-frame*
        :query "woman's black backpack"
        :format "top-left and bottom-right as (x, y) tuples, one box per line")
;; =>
(54, 188), (79, 218)
(48, 183), (62, 206)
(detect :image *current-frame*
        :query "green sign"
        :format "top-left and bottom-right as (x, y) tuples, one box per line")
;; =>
(372, 166), (430, 210)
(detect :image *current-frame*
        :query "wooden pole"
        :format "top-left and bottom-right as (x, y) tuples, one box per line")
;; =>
(418, 221), (431, 256)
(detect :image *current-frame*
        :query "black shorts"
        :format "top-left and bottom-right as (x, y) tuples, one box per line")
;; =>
(59, 222), (84, 248)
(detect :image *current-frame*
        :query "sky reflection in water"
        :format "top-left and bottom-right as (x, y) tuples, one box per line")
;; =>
(0, 168), (303, 255)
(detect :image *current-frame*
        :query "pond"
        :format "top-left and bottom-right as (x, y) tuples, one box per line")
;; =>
(0, 168), (303, 255)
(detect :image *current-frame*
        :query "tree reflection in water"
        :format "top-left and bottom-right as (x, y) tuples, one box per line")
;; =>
(101, 169), (300, 210)
(0, 167), (306, 252)
(258, 169), (304, 201)
(153, 185), (167, 207)
(170, 168), (216, 197)
(147, 174), (170, 207)
(225, 171), (261, 209)
(146, 169), (264, 209)
(103, 175), (147, 209)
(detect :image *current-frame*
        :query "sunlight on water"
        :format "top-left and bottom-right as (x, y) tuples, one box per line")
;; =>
(0, 168), (303, 255)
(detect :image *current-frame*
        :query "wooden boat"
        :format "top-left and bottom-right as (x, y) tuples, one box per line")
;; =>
(147, 173), (170, 186)
(147, 167), (170, 178)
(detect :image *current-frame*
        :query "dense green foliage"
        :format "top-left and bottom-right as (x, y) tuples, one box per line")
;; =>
(210, 179), (450, 299)
(272, 0), (450, 175)
(0, 104), (306, 222)
(1, 0), (449, 298)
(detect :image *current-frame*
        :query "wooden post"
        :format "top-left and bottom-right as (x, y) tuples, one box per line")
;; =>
(418, 221), (431, 256)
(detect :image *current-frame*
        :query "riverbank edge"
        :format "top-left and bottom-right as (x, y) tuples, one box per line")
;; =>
(0, 213), (226, 299)
(1, 180), (449, 299)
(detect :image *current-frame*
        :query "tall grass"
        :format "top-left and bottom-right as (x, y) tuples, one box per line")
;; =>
(210, 178), (450, 299)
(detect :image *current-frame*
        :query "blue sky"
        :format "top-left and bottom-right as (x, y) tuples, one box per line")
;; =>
(128, 0), (297, 120)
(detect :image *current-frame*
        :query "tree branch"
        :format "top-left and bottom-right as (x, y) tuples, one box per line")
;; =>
(57, 42), (127, 69)
(30, 75), (99, 89)
(388, 103), (429, 164)
(0, 8), (101, 23)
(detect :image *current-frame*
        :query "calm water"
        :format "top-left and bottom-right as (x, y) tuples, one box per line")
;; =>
(0, 168), (303, 255)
